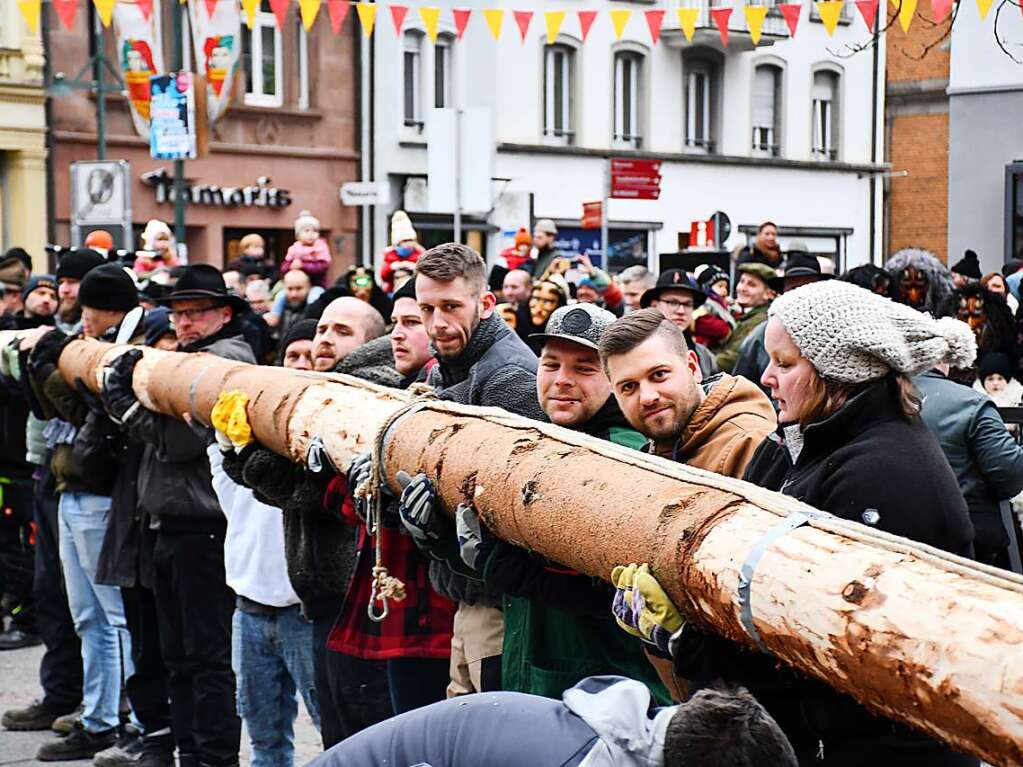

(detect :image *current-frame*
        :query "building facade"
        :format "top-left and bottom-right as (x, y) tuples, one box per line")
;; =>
(365, 0), (886, 276)
(0, 2), (47, 269)
(48, 2), (359, 274)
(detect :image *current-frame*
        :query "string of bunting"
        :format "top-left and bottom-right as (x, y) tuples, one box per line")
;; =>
(18, 0), (999, 44)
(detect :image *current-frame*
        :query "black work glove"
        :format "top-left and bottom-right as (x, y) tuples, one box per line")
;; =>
(100, 348), (144, 424)
(28, 329), (72, 381)
(74, 377), (106, 416)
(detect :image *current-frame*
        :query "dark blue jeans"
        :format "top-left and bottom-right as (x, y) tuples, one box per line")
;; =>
(386, 657), (450, 714)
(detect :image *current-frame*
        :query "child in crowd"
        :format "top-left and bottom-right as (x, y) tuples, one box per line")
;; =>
(283, 210), (331, 287)
(974, 353), (1023, 408)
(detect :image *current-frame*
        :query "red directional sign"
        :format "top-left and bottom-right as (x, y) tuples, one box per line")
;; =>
(610, 158), (662, 174)
(610, 157), (661, 200)
(610, 187), (661, 200)
(581, 201), (602, 229)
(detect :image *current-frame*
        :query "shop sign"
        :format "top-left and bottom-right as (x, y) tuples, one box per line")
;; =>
(140, 169), (292, 208)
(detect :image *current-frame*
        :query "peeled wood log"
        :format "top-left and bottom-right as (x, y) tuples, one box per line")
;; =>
(52, 337), (1023, 766)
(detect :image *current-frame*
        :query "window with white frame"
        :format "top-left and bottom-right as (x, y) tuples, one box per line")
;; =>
(434, 35), (453, 109)
(403, 31), (424, 128)
(543, 44), (574, 144)
(613, 51), (643, 148)
(684, 55), (719, 153)
(812, 70), (839, 160)
(296, 17), (309, 109)
(752, 65), (781, 156)
(243, 0), (283, 106)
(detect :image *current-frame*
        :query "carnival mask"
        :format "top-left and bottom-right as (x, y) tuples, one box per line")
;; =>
(496, 303), (517, 330)
(897, 267), (928, 309)
(529, 282), (563, 328)
(958, 295), (987, 336)
(349, 267), (374, 303)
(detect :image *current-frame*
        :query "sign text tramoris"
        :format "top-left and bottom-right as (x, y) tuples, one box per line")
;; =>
(140, 169), (292, 208)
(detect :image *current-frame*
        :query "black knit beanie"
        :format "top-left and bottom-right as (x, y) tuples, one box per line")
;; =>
(78, 264), (139, 312)
(56, 248), (106, 282)
(280, 318), (318, 354)
(392, 276), (416, 302)
(978, 352), (1013, 383)
(951, 250), (982, 280)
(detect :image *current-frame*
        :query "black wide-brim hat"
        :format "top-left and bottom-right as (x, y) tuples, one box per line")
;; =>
(156, 263), (250, 315)
(640, 269), (708, 309)
(768, 253), (834, 293)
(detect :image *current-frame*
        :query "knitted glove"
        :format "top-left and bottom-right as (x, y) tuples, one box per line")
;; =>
(100, 349), (144, 425)
(240, 444), (301, 507)
(611, 563), (685, 657)
(455, 504), (500, 573)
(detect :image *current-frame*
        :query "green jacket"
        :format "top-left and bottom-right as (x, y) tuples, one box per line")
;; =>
(713, 303), (769, 373)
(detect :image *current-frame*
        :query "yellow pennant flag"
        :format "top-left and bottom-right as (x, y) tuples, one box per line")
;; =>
(356, 2), (377, 36)
(815, 0), (843, 34)
(977, 0), (993, 17)
(609, 8), (632, 39)
(676, 7), (699, 40)
(420, 7), (441, 41)
(241, 0), (260, 29)
(544, 10), (566, 44)
(744, 5), (768, 44)
(17, 0), (40, 33)
(93, 0), (115, 27)
(898, 0), (918, 30)
(298, 0), (320, 30)
(483, 8), (505, 39)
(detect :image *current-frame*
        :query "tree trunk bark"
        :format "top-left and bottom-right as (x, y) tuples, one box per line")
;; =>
(50, 337), (1023, 766)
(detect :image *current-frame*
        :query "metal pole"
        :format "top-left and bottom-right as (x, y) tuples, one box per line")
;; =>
(454, 107), (462, 244)
(359, 25), (371, 265)
(600, 158), (609, 267)
(93, 10), (106, 160)
(171, 3), (187, 256)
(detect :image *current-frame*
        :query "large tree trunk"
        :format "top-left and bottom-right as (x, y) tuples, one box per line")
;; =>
(50, 337), (1023, 766)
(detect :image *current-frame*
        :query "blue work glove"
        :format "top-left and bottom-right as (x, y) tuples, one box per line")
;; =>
(100, 348), (144, 425)
(455, 504), (500, 573)
(346, 451), (374, 523)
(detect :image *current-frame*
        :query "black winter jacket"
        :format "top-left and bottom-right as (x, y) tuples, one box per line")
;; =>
(675, 377), (977, 766)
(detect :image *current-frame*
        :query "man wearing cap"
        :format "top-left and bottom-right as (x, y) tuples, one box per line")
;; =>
(448, 303), (671, 702)
(712, 261), (776, 372)
(0, 275), (57, 332)
(98, 265), (255, 767)
(54, 249), (107, 333)
(527, 219), (561, 278)
(640, 269), (719, 377)
(0, 252), (30, 318)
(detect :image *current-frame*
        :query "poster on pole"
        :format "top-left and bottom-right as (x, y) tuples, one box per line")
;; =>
(150, 73), (202, 160)
(113, 0), (164, 139)
(187, 0), (241, 124)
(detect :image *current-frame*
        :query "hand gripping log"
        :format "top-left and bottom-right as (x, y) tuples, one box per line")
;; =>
(50, 337), (1023, 766)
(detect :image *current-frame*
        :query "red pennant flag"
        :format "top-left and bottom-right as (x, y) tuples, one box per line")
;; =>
(52, 0), (77, 28)
(513, 10), (533, 41)
(453, 8), (472, 38)
(269, 0), (290, 29)
(644, 9), (665, 44)
(204, 0), (218, 18)
(137, 0), (154, 20)
(854, 0), (879, 30)
(779, 3), (801, 35)
(327, 0), (351, 33)
(931, 0), (953, 21)
(389, 4), (408, 33)
(710, 7), (731, 45)
(577, 9), (598, 41)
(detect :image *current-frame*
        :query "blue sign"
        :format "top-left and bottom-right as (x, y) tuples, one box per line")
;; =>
(150, 72), (198, 161)
(554, 227), (650, 274)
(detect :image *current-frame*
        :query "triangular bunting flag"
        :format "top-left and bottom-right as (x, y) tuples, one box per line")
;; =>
(899, 0), (918, 31)
(577, 9), (598, 41)
(676, 7), (699, 40)
(327, 0), (351, 33)
(779, 3), (801, 35)
(644, 10), (665, 44)
(453, 8), (472, 38)
(53, 0), (77, 29)
(609, 9), (631, 39)
(242, 0), (260, 29)
(269, 0), (290, 29)
(17, 0), (40, 34)
(931, 0), (953, 21)
(854, 0), (878, 31)
(482, 9), (504, 39)
(816, 0), (843, 34)
(299, 0), (321, 30)
(356, 2), (377, 36)
(137, 0), (153, 20)
(389, 4), (408, 34)
(710, 7), (731, 45)
(420, 7), (441, 41)
(977, 0), (993, 18)
(93, 0), (115, 27)
(744, 5), (768, 44)
(204, 0), (217, 19)
(513, 10), (533, 41)
(544, 10), (565, 44)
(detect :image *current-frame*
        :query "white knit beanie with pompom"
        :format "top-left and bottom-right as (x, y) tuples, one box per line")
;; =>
(769, 280), (977, 383)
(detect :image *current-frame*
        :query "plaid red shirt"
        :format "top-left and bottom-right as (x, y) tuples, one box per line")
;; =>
(324, 475), (456, 660)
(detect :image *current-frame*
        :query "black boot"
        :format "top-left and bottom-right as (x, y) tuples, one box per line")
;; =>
(36, 722), (117, 761)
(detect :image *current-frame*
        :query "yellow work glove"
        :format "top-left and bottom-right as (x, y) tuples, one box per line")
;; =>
(210, 390), (253, 452)
(611, 562), (685, 656)
(611, 563), (644, 639)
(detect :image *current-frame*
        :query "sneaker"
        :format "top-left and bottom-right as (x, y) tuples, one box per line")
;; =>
(37, 722), (118, 762)
(0, 627), (42, 650)
(52, 704), (84, 734)
(93, 727), (144, 767)
(2, 699), (57, 731)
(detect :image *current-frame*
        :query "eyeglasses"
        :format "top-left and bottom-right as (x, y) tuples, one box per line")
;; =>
(658, 298), (695, 311)
(170, 305), (219, 322)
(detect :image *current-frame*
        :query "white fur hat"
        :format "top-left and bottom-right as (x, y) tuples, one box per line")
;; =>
(390, 210), (417, 246)
(294, 210), (321, 236)
(141, 219), (172, 250)
(769, 280), (977, 383)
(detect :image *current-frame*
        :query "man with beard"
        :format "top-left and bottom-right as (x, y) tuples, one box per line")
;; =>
(55, 249), (106, 333)
(394, 243), (544, 698)
(311, 296), (387, 374)
(266, 269), (316, 335)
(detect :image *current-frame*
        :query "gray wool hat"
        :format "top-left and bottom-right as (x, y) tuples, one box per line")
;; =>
(528, 303), (617, 352)
(769, 280), (977, 383)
